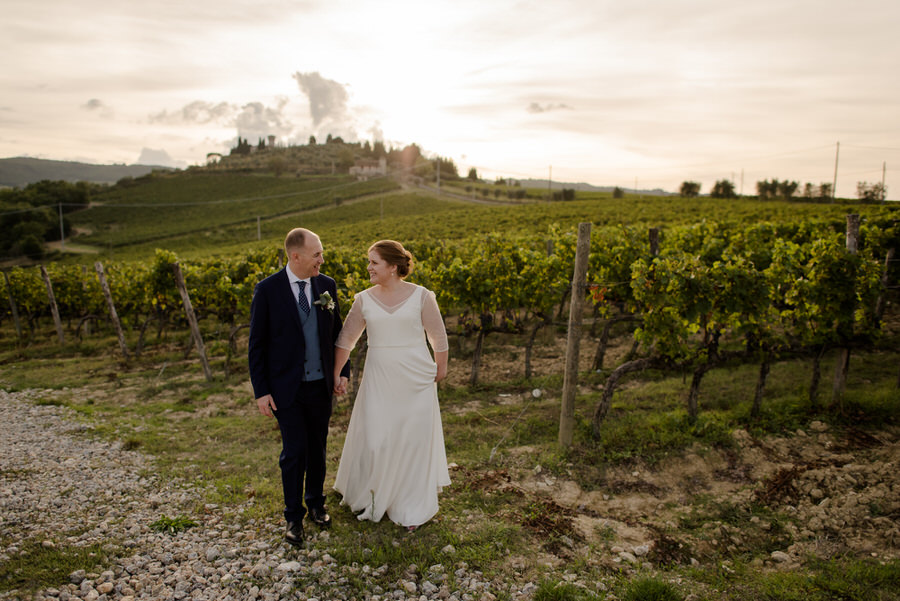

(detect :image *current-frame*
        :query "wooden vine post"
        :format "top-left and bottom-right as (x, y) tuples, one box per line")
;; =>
(173, 261), (213, 382)
(94, 261), (129, 360)
(832, 214), (860, 407)
(559, 222), (591, 448)
(2, 270), (23, 342)
(39, 265), (64, 344)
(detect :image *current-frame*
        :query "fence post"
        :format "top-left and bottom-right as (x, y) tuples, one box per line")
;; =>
(832, 214), (860, 407)
(173, 262), (213, 382)
(80, 265), (91, 336)
(39, 265), (64, 344)
(95, 261), (129, 359)
(560, 222), (591, 447)
(649, 227), (660, 256)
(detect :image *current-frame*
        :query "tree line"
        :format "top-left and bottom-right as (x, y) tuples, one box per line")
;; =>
(0, 180), (102, 259)
(679, 178), (887, 201)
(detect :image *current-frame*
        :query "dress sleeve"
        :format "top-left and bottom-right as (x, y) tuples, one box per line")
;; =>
(335, 294), (366, 350)
(421, 288), (449, 353)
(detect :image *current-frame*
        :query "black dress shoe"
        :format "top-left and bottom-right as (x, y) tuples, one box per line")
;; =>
(308, 506), (331, 528)
(285, 521), (304, 546)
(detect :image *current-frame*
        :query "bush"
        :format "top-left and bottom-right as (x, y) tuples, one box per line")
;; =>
(534, 580), (596, 601)
(623, 577), (682, 601)
(20, 234), (44, 259)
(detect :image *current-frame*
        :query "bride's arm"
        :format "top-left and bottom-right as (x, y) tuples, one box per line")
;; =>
(433, 350), (448, 382)
(422, 289), (449, 382)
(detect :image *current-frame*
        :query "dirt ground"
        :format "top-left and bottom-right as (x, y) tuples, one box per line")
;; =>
(501, 422), (900, 570)
(46, 323), (900, 578)
(437, 325), (900, 571)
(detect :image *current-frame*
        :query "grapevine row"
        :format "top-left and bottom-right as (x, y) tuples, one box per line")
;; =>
(2, 217), (897, 416)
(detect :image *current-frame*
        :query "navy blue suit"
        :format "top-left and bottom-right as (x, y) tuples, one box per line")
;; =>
(248, 268), (349, 522)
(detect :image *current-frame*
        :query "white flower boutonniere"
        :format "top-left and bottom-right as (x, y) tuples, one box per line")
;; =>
(313, 291), (335, 311)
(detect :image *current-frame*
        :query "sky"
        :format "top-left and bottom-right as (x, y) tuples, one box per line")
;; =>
(2, 0), (898, 198)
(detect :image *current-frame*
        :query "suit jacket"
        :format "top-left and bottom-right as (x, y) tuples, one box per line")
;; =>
(248, 268), (350, 409)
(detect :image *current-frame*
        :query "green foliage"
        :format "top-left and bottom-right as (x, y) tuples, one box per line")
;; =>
(149, 514), (198, 534)
(0, 540), (115, 595)
(710, 179), (736, 199)
(622, 577), (683, 601)
(679, 181), (701, 197)
(757, 178), (800, 201)
(857, 181), (887, 202)
(0, 180), (101, 257)
(534, 579), (598, 601)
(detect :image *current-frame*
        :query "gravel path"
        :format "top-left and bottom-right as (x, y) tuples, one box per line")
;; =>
(0, 389), (533, 601)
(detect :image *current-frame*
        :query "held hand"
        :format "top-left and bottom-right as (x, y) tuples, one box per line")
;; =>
(333, 375), (349, 396)
(256, 394), (277, 417)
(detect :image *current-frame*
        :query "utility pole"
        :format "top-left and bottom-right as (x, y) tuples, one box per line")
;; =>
(437, 160), (441, 194)
(882, 161), (887, 201)
(740, 168), (744, 197)
(832, 141), (840, 202)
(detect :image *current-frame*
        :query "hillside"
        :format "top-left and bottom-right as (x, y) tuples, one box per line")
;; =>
(0, 157), (172, 187)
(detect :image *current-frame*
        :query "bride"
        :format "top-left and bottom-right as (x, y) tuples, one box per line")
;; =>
(332, 240), (450, 531)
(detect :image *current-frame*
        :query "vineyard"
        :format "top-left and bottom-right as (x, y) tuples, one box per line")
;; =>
(3, 177), (900, 599)
(3, 206), (898, 428)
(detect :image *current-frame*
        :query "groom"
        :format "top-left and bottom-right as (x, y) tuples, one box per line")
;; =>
(249, 227), (350, 546)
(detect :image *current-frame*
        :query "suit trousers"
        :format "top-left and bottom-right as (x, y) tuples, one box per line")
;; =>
(274, 379), (332, 522)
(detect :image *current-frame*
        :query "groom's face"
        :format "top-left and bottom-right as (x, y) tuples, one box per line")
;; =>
(292, 235), (324, 278)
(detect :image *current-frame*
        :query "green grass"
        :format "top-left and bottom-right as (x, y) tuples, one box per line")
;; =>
(2, 330), (898, 599)
(534, 578), (600, 601)
(622, 577), (684, 601)
(70, 173), (400, 250)
(149, 515), (199, 534)
(686, 557), (900, 601)
(0, 540), (118, 595)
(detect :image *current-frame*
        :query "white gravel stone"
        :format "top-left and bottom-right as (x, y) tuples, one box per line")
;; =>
(0, 390), (533, 601)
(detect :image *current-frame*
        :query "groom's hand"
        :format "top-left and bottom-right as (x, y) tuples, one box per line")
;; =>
(333, 376), (348, 396)
(256, 394), (277, 417)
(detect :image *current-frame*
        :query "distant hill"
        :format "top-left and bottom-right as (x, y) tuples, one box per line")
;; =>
(0, 157), (174, 188)
(514, 178), (673, 196)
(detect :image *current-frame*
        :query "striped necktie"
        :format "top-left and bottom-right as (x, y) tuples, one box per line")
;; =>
(298, 281), (310, 314)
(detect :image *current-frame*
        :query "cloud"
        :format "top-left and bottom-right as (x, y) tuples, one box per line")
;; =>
(147, 98), (297, 142)
(83, 98), (114, 118)
(526, 102), (574, 114)
(137, 147), (185, 168)
(292, 71), (349, 126)
(368, 122), (385, 144)
(149, 101), (238, 125)
(234, 99), (295, 140)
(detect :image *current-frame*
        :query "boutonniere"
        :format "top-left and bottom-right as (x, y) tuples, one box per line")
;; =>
(313, 291), (335, 311)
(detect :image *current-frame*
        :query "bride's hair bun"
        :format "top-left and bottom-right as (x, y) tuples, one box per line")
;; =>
(369, 240), (414, 278)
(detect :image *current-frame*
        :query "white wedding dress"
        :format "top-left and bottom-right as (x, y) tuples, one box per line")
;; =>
(333, 285), (451, 528)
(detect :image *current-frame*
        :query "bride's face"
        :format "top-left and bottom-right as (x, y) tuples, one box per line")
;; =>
(367, 250), (394, 285)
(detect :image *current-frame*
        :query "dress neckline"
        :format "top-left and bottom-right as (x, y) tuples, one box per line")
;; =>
(366, 285), (419, 314)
